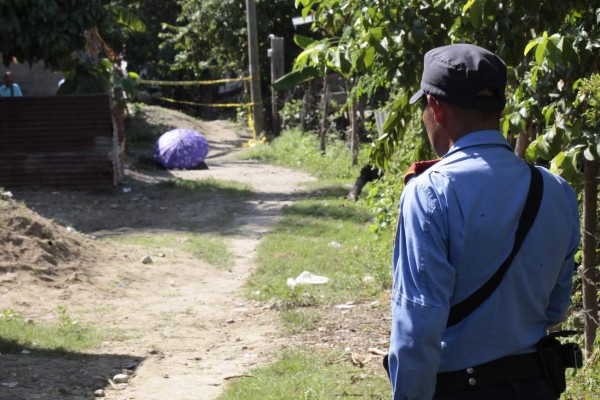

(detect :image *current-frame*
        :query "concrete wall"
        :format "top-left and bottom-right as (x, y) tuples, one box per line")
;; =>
(0, 59), (63, 96)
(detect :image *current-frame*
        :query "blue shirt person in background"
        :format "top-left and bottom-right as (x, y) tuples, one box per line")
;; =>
(0, 71), (23, 97)
(388, 44), (580, 400)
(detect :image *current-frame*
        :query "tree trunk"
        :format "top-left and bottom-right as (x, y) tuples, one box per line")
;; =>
(344, 79), (359, 166)
(514, 123), (536, 159)
(319, 78), (330, 155)
(301, 81), (312, 132)
(581, 159), (599, 356)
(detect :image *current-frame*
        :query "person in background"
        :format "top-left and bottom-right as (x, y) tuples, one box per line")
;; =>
(0, 71), (23, 97)
(387, 43), (580, 399)
(347, 164), (383, 200)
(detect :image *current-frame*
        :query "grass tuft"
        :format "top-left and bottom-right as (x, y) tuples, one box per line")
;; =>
(219, 349), (389, 400)
(0, 307), (103, 353)
(242, 129), (366, 180)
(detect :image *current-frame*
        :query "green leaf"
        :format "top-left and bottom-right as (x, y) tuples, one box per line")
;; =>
(330, 48), (341, 69)
(381, 111), (400, 133)
(363, 46), (375, 68)
(272, 67), (321, 91)
(468, 0), (482, 28)
(545, 40), (561, 69)
(309, 48), (320, 64)
(302, 6), (311, 19)
(558, 35), (579, 64)
(543, 103), (555, 127)
(530, 66), (539, 90)
(294, 34), (316, 49)
(462, 0), (477, 13)
(370, 27), (383, 40)
(295, 42), (327, 68)
(551, 148), (581, 182)
(120, 77), (137, 94)
(525, 140), (539, 162)
(339, 50), (352, 76)
(502, 118), (510, 137)
(550, 151), (566, 175)
(509, 112), (523, 130)
(535, 39), (547, 65)
(535, 135), (552, 160)
(524, 40), (538, 56)
(382, 93), (409, 133)
(108, 5), (147, 32)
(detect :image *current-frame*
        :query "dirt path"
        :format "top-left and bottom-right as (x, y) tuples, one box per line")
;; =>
(0, 115), (316, 400)
(104, 126), (315, 400)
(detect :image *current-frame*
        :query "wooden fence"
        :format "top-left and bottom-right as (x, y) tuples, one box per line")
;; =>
(0, 94), (117, 189)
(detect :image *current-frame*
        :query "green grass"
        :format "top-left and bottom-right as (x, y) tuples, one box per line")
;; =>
(104, 232), (232, 269)
(218, 349), (389, 400)
(0, 307), (103, 353)
(233, 132), (392, 397)
(281, 309), (323, 334)
(157, 177), (253, 199)
(242, 128), (367, 180)
(565, 350), (600, 399)
(245, 181), (391, 309)
(230, 127), (600, 398)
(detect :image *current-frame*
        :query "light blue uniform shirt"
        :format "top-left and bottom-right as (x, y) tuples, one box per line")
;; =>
(389, 130), (580, 400)
(0, 83), (22, 97)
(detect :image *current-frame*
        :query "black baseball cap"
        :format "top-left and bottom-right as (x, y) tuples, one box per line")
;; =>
(409, 44), (507, 110)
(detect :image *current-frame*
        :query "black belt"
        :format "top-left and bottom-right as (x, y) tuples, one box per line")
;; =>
(435, 352), (544, 394)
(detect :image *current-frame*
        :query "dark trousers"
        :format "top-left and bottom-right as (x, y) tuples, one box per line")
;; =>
(433, 377), (558, 400)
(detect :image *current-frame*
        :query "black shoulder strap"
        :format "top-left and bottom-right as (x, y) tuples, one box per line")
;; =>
(446, 164), (544, 328)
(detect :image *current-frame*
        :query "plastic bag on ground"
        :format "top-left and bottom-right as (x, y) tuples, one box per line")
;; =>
(286, 271), (329, 289)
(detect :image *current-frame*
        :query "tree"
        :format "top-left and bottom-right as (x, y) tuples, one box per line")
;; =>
(289, 0), (599, 352)
(157, 0), (302, 130)
(161, 0), (300, 78)
(0, 0), (107, 68)
(98, 0), (181, 77)
(574, 75), (600, 356)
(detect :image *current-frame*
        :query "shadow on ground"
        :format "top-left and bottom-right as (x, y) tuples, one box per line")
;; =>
(0, 337), (144, 400)
(8, 168), (330, 238)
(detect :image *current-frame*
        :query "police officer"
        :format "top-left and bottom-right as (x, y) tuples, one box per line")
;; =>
(388, 44), (580, 399)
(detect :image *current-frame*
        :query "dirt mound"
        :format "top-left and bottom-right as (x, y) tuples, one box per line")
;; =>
(0, 195), (98, 286)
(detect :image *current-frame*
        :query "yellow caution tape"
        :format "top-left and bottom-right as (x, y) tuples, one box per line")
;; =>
(244, 137), (268, 147)
(246, 103), (256, 140)
(143, 76), (262, 138)
(155, 96), (262, 140)
(139, 76), (256, 86)
(155, 96), (253, 108)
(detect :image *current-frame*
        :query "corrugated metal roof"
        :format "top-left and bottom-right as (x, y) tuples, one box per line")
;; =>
(0, 94), (114, 189)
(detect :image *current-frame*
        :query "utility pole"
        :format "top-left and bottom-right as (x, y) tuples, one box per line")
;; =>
(245, 0), (264, 137)
(268, 35), (284, 136)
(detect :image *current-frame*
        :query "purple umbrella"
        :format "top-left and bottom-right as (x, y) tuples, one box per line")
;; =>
(153, 129), (209, 169)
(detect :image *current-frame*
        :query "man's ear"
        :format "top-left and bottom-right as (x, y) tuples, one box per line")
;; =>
(428, 95), (445, 126)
